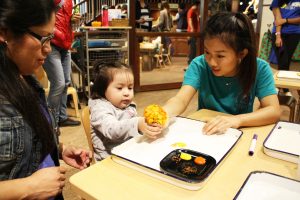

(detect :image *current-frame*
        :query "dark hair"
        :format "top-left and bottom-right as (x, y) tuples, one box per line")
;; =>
(0, 0), (57, 157)
(161, 1), (170, 10)
(278, 0), (289, 7)
(201, 12), (257, 99)
(121, 4), (127, 11)
(91, 61), (133, 99)
(192, 0), (200, 6)
(179, 3), (185, 10)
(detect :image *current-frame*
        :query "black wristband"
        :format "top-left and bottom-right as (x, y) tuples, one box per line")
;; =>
(286, 18), (288, 24)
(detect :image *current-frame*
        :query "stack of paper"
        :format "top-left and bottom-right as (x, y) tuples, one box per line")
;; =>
(277, 70), (300, 81)
(263, 121), (300, 163)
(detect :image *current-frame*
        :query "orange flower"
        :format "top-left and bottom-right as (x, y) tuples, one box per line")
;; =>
(144, 104), (167, 126)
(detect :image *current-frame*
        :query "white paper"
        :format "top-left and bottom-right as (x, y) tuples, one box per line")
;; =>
(108, 9), (122, 21)
(235, 172), (300, 200)
(264, 121), (300, 156)
(112, 117), (242, 171)
(277, 70), (300, 80)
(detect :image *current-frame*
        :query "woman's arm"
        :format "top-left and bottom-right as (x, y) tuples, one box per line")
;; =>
(237, 94), (281, 127)
(203, 95), (280, 135)
(272, 7), (283, 47)
(0, 178), (36, 199)
(275, 16), (300, 26)
(170, 12), (173, 28)
(163, 85), (197, 118)
(155, 10), (165, 30)
(187, 16), (194, 32)
(0, 167), (66, 199)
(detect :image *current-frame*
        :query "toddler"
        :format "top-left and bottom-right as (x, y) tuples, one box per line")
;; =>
(89, 61), (162, 161)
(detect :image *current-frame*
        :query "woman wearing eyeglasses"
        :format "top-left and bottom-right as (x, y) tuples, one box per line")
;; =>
(0, 0), (91, 199)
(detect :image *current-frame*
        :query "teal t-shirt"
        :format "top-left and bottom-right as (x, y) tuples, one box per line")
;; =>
(183, 55), (277, 115)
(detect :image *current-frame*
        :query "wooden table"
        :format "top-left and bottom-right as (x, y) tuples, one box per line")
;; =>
(69, 109), (297, 200)
(273, 72), (300, 122)
(140, 42), (156, 71)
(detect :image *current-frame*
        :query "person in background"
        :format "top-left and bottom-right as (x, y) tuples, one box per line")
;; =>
(270, 0), (300, 95)
(155, 1), (173, 52)
(187, 0), (200, 65)
(156, 1), (173, 32)
(174, 3), (188, 32)
(89, 61), (162, 161)
(243, 0), (260, 20)
(121, 4), (128, 18)
(0, 0), (91, 199)
(243, 0), (259, 15)
(115, 4), (122, 9)
(162, 12), (280, 136)
(43, 0), (81, 127)
(136, 0), (152, 32)
(208, 0), (232, 17)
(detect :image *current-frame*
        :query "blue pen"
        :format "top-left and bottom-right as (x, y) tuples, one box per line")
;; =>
(249, 134), (258, 156)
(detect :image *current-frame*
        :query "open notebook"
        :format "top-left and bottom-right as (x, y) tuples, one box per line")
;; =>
(111, 117), (242, 190)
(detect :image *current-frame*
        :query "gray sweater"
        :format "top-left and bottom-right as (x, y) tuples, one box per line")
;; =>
(88, 98), (140, 161)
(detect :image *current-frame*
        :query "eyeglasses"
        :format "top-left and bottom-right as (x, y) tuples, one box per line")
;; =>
(27, 30), (54, 46)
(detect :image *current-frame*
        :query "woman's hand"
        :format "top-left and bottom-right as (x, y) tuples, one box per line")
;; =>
(274, 18), (286, 27)
(71, 13), (81, 23)
(61, 146), (92, 169)
(138, 117), (163, 139)
(275, 35), (283, 47)
(137, 18), (146, 24)
(202, 115), (241, 135)
(26, 166), (66, 199)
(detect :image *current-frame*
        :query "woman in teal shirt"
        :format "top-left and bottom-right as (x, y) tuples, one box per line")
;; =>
(163, 12), (280, 135)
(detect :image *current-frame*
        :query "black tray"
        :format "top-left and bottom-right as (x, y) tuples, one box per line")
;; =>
(160, 149), (217, 183)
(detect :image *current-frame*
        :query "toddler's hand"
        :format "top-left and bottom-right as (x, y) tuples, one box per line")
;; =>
(138, 117), (163, 139)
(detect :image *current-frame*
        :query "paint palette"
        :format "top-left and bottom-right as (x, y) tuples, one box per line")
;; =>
(160, 149), (217, 183)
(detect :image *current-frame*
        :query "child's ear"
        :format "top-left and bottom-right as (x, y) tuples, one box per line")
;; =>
(238, 48), (249, 60)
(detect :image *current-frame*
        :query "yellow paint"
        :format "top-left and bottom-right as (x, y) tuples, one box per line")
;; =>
(171, 142), (187, 148)
(180, 152), (192, 160)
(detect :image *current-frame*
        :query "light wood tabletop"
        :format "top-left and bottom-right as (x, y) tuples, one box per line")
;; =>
(140, 42), (156, 50)
(69, 109), (297, 200)
(273, 71), (300, 122)
(273, 71), (300, 90)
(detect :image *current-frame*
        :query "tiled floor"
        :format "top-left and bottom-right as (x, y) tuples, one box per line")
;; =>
(60, 62), (298, 199)
(140, 56), (187, 85)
